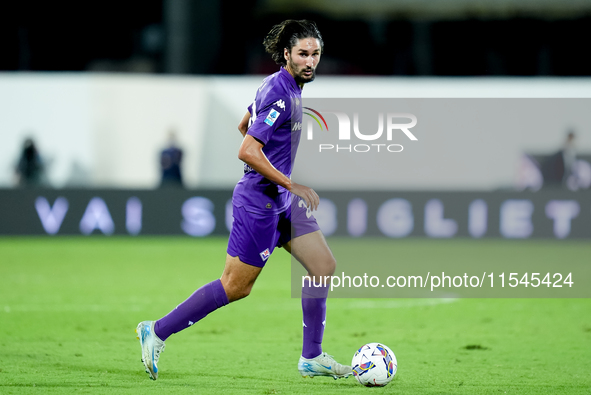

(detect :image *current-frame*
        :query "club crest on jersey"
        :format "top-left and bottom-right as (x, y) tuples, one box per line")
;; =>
(259, 248), (271, 261)
(264, 109), (280, 126)
(275, 99), (286, 110)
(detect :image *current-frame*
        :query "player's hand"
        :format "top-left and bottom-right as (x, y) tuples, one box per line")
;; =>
(291, 182), (320, 211)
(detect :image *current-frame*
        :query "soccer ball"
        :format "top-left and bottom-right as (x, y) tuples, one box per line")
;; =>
(351, 343), (397, 387)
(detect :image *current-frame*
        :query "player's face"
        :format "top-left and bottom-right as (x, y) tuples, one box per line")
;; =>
(284, 37), (322, 85)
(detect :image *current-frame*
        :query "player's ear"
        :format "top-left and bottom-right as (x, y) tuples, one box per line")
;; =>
(284, 48), (290, 62)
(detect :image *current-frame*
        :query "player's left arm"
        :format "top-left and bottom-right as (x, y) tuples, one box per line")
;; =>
(238, 111), (251, 137)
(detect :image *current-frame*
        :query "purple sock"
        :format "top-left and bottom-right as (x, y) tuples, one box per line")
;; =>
(154, 279), (229, 341)
(301, 281), (328, 359)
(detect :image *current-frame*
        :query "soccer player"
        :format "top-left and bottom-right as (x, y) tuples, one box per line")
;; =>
(136, 19), (352, 381)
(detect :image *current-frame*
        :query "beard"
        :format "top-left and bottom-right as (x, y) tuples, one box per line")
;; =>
(289, 59), (316, 85)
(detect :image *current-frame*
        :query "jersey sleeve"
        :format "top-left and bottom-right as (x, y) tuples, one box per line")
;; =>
(247, 91), (291, 145)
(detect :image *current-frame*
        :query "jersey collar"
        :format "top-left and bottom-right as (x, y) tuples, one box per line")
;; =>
(280, 67), (301, 92)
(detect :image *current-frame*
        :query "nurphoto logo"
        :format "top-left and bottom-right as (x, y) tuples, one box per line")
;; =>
(299, 107), (418, 153)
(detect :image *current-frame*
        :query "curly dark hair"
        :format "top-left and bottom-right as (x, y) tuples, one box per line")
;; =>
(263, 20), (324, 66)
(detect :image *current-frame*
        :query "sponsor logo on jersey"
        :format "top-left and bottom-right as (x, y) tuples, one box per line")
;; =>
(275, 99), (286, 110)
(292, 121), (302, 131)
(264, 109), (280, 126)
(259, 248), (271, 261)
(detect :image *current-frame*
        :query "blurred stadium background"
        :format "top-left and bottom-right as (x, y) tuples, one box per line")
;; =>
(0, 0), (590, 238)
(1, 2), (591, 393)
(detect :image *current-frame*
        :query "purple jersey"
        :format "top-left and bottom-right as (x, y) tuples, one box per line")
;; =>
(233, 67), (303, 215)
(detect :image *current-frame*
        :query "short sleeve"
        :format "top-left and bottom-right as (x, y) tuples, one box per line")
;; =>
(247, 95), (291, 145)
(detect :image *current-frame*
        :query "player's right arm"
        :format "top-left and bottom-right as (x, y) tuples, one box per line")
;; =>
(291, 182), (320, 211)
(238, 135), (319, 210)
(237, 111), (250, 137)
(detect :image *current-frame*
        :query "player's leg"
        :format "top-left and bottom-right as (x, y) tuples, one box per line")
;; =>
(220, 255), (263, 302)
(283, 230), (334, 359)
(137, 273), (229, 380)
(138, 254), (261, 380)
(284, 229), (336, 281)
(137, 205), (273, 380)
(154, 254), (261, 340)
(280, 197), (351, 379)
(282, 198), (335, 360)
(151, 205), (272, 339)
(284, 231), (351, 379)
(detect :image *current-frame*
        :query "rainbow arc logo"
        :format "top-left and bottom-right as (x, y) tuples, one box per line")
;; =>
(303, 107), (329, 131)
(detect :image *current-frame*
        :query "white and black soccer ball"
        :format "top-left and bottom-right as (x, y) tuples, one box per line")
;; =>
(351, 342), (397, 387)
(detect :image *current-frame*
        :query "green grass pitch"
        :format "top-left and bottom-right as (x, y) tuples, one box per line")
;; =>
(1, 237), (590, 394)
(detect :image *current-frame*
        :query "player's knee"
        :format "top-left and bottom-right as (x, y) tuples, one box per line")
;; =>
(326, 256), (337, 276)
(309, 256), (336, 279)
(224, 282), (253, 303)
(235, 285), (253, 301)
(319, 256), (336, 277)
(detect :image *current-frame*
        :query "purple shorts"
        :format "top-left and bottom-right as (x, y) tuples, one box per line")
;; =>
(227, 197), (320, 268)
